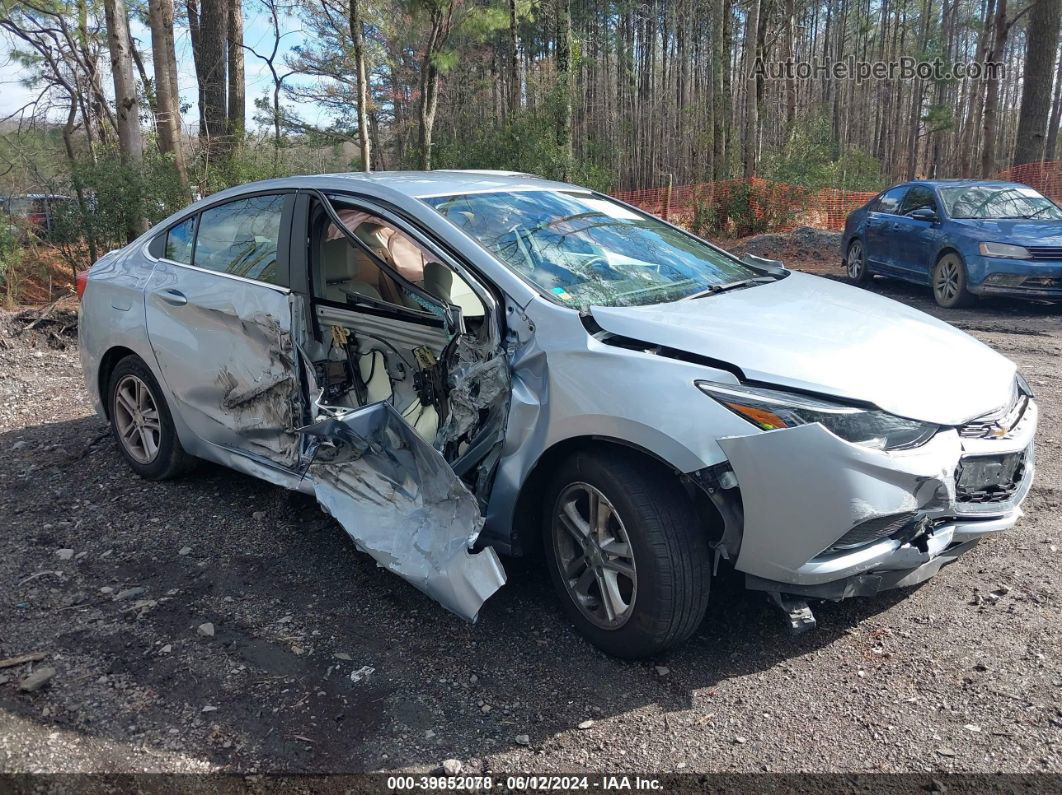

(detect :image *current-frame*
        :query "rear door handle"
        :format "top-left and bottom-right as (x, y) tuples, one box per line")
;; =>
(157, 288), (187, 306)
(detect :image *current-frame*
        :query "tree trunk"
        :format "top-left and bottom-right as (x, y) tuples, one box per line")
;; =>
(980, 0), (1007, 177)
(148, 0), (189, 190)
(103, 0), (143, 164)
(103, 0), (145, 239)
(189, 0), (228, 153)
(1012, 0), (1061, 165)
(1045, 42), (1062, 160)
(508, 0), (520, 115)
(227, 0), (245, 141)
(349, 0), (371, 171)
(742, 0), (760, 178)
(556, 0), (573, 178)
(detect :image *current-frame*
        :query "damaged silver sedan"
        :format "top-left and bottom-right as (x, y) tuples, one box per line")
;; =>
(78, 171), (1037, 657)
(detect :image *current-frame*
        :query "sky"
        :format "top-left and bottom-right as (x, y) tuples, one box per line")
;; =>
(0, 5), (329, 132)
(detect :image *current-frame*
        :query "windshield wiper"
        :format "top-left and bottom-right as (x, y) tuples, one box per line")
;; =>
(684, 275), (778, 300)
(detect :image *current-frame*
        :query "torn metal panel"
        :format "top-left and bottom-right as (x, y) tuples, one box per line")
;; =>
(437, 333), (512, 451)
(299, 402), (506, 622)
(720, 423), (961, 585)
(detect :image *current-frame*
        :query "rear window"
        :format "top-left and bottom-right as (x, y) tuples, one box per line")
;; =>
(164, 217), (196, 264)
(193, 195), (286, 284)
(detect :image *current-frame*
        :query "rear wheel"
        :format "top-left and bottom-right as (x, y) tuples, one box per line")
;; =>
(543, 451), (711, 658)
(846, 239), (870, 284)
(107, 355), (196, 480)
(932, 253), (975, 308)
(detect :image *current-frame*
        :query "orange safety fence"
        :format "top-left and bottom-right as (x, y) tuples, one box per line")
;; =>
(614, 161), (1062, 233)
(611, 177), (877, 233)
(991, 160), (1062, 202)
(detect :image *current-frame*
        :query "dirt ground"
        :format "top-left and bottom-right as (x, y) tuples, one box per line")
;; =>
(1, 247), (1060, 775)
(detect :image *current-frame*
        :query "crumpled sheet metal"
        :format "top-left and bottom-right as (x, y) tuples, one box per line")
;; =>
(299, 402), (506, 622)
(437, 334), (511, 449)
(720, 422), (960, 584)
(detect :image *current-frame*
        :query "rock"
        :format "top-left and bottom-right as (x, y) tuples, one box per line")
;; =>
(334, 652), (353, 661)
(577, 719), (594, 730)
(993, 584), (1010, 596)
(440, 759), (462, 776)
(515, 734), (530, 746)
(469, 673), (478, 684)
(654, 665), (670, 676)
(178, 546), (192, 556)
(350, 665), (374, 683)
(480, 704), (492, 714)
(55, 549), (74, 561)
(0, 675), (10, 686)
(99, 586), (114, 594)
(197, 622), (215, 637)
(160, 645), (172, 654)
(734, 736), (748, 744)
(19, 666), (56, 692)
(12, 440), (27, 451)
(202, 705), (218, 712)
(252, 511), (267, 520)
(114, 587), (145, 601)
(936, 746), (956, 758)
(964, 724), (981, 732)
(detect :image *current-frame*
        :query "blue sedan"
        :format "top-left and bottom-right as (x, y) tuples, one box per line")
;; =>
(841, 179), (1062, 308)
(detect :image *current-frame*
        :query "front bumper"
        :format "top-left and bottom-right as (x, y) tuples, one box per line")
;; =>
(714, 398), (1037, 594)
(968, 256), (1062, 299)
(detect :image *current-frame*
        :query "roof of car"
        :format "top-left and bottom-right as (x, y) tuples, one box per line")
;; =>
(901, 179), (1024, 189)
(279, 170), (582, 199)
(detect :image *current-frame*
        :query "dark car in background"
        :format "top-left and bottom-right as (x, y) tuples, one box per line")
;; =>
(0, 193), (75, 238)
(841, 180), (1062, 308)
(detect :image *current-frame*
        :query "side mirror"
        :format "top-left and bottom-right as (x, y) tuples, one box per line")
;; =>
(908, 207), (938, 223)
(742, 253), (786, 274)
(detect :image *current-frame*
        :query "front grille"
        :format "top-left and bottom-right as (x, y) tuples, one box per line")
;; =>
(825, 511), (919, 553)
(1025, 246), (1062, 261)
(955, 452), (1027, 504)
(1020, 277), (1062, 289)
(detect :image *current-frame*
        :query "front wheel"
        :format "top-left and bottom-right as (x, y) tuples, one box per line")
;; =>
(846, 239), (870, 284)
(932, 253), (975, 308)
(543, 451), (711, 658)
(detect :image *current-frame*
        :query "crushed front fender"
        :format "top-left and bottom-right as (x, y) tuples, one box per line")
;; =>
(299, 402), (506, 622)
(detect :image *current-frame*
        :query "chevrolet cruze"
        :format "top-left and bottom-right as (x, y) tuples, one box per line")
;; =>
(78, 171), (1037, 657)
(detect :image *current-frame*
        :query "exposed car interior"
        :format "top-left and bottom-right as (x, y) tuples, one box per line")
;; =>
(306, 198), (488, 448)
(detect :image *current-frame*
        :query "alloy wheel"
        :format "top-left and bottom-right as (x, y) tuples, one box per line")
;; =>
(552, 482), (638, 630)
(934, 258), (961, 303)
(847, 240), (865, 279)
(113, 374), (162, 464)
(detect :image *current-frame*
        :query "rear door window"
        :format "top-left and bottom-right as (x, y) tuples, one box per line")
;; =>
(875, 186), (908, 215)
(164, 216), (196, 264)
(193, 195), (288, 285)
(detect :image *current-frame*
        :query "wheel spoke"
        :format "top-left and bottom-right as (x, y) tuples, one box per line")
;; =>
(138, 426), (157, 459)
(594, 569), (616, 621)
(602, 557), (635, 580)
(564, 554), (588, 579)
(559, 503), (589, 543)
(573, 565), (596, 597)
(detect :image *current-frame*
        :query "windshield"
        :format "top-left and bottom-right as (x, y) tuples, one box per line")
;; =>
(423, 190), (763, 308)
(940, 185), (1062, 220)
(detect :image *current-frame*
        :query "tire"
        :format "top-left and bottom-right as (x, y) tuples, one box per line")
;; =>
(932, 253), (975, 308)
(846, 238), (870, 284)
(107, 355), (196, 480)
(543, 450), (711, 659)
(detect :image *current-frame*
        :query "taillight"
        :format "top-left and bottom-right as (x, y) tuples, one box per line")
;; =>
(76, 269), (89, 300)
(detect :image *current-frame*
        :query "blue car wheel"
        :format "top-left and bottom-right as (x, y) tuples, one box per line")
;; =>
(932, 253), (975, 309)
(846, 239), (870, 284)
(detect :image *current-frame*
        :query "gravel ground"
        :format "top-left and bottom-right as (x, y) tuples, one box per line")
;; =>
(0, 271), (1059, 775)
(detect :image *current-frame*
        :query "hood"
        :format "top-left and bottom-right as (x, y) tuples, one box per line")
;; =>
(589, 272), (1016, 426)
(951, 218), (1062, 245)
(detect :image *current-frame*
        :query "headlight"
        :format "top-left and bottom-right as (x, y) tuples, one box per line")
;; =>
(696, 381), (938, 451)
(979, 241), (1031, 259)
